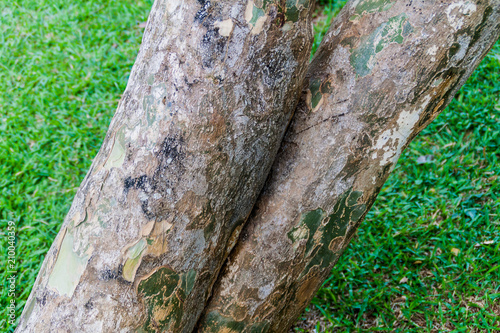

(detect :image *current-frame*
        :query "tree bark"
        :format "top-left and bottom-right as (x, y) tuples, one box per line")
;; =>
(16, 0), (313, 331)
(196, 0), (500, 331)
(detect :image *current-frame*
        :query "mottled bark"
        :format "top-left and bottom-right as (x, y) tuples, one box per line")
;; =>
(17, 0), (313, 331)
(197, 0), (500, 331)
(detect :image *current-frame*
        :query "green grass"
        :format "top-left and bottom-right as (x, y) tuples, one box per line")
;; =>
(0, 0), (498, 332)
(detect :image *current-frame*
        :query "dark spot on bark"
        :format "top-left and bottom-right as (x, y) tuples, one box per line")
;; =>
(158, 137), (185, 163)
(195, 0), (211, 23)
(197, 2), (227, 68)
(36, 292), (47, 306)
(336, 69), (346, 83)
(84, 299), (93, 310)
(202, 28), (227, 68)
(124, 136), (186, 220)
(448, 42), (461, 58)
(357, 132), (372, 150)
(213, 75), (223, 84)
(99, 268), (119, 280)
(136, 175), (149, 190)
(340, 36), (358, 49)
(115, 264), (133, 285)
(275, 12), (285, 27)
(141, 200), (153, 219)
(124, 176), (136, 194)
(184, 77), (200, 89)
(259, 49), (290, 86)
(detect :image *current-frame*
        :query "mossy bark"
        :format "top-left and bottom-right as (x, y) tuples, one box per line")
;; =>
(16, 0), (314, 331)
(196, 0), (500, 331)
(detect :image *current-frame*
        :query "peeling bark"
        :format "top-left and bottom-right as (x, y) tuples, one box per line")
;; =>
(196, 0), (500, 331)
(16, 0), (314, 331)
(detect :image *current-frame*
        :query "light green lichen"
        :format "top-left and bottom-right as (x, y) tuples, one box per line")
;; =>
(350, 14), (413, 76)
(47, 229), (90, 297)
(432, 78), (444, 87)
(122, 238), (148, 282)
(93, 197), (117, 228)
(147, 74), (155, 86)
(103, 125), (127, 170)
(249, 5), (266, 25)
(180, 269), (197, 296)
(143, 83), (168, 126)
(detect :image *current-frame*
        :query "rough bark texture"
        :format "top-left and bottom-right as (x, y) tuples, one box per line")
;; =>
(197, 0), (500, 331)
(16, 0), (313, 331)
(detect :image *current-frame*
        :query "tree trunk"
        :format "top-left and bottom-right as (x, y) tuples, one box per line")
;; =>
(196, 0), (500, 331)
(16, 0), (313, 331)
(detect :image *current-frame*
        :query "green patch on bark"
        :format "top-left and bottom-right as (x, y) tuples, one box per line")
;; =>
(180, 269), (197, 296)
(350, 14), (413, 76)
(104, 125), (127, 170)
(138, 267), (197, 332)
(432, 78), (443, 87)
(147, 74), (154, 86)
(308, 77), (334, 111)
(47, 228), (90, 297)
(122, 238), (148, 282)
(94, 197), (117, 228)
(288, 208), (325, 252)
(200, 311), (270, 333)
(350, 0), (395, 21)
(288, 189), (367, 278)
(286, 5), (300, 22)
(309, 79), (323, 110)
(285, 0), (309, 22)
(143, 83), (168, 126)
(249, 5), (266, 26)
(248, 0), (309, 26)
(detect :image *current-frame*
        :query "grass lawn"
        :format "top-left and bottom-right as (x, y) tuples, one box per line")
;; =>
(1, 0), (499, 332)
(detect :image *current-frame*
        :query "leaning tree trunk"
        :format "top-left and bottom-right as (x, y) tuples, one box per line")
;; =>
(196, 0), (500, 331)
(16, 0), (314, 331)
